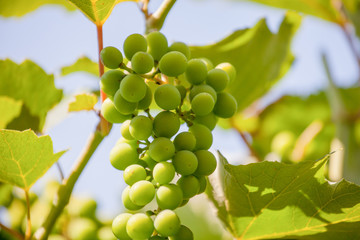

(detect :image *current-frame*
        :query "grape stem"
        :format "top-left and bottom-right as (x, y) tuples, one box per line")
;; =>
(0, 223), (24, 240)
(145, 0), (177, 33)
(119, 62), (134, 73)
(145, 109), (154, 120)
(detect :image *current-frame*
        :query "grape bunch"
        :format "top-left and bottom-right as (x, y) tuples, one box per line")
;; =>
(99, 31), (237, 240)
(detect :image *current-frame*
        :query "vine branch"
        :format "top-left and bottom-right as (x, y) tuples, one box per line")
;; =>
(0, 223), (24, 240)
(24, 190), (31, 240)
(145, 0), (177, 33)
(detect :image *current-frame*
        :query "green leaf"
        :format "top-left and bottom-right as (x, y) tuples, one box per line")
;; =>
(0, 129), (66, 190)
(68, 93), (98, 112)
(0, 96), (22, 129)
(343, 0), (360, 39)
(0, 59), (63, 132)
(190, 12), (301, 111)
(218, 152), (360, 239)
(61, 56), (99, 77)
(0, 0), (76, 17)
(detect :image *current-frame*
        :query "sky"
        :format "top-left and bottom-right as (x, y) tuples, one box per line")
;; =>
(0, 0), (359, 217)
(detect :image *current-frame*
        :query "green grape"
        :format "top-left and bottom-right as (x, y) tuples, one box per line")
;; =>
(146, 31), (168, 61)
(154, 210), (181, 237)
(131, 51), (154, 74)
(176, 85), (187, 101)
(113, 90), (137, 115)
(194, 112), (218, 130)
(129, 115), (153, 140)
(100, 70), (124, 98)
(110, 142), (139, 170)
(149, 137), (176, 162)
(154, 84), (181, 110)
(137, 84), (152, 110)
(153, 111), (180, 138)
(67, 218), (98, 240)
(206, 68), (229, 92)
(159, 51), (187, 77)
(216, 62), (236, 84)
(149, 236), (167, 240)
(120, 120), (134, 140)
(197, 176), (207, 194)
(169, 225), (194, 240)
(191, 92), (215, 116)
(179, 198), (189, 207)
(112, 213), (132, 240)
(67, 197), (97, 218)
(98, 226), (117, 240)
(169, 42), (191, 59)
(129, 180), (155, 206)
(200, 58), (214, 71)
(116, 137), (138, 148)
(126, 213), (154, 239)
(153, 162), (175, 184)
(101, 98), (131, 123)
(124, 164), (147, 186)
(177, 175), (200, 199)
(119, 74), (147, 102)
(100, 46), (123, 69)
(156, 184), (183, 210)
(173, 132), (196, 151)
(185, 59), (208, 85)
(189, 123), (213, 150)
(213, 92), (237, 118)
(122, 186), (142, 210)
(189, 84), (217, 102)
(172, 150), (198, 176)
(194, 150), (217, 176)
(141, 152), (157, 170)
(123, 33), (147, 60)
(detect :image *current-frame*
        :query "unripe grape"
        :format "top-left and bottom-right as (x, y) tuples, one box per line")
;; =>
(116, 137), (138, 149)
(137, 84), (152, 110)
(153, 162), (175, 184)
(141, 153), (157, 170)
(120, 120), (134, 140)
(113, 90), (137, 115)
(195, 113), (218, 130)
(110, 142), (138, 170)
(101, 98), (131, 123)
(123, 33), (147, 60)
(129, 115), (153, 140)
(122, 186), (143, 210)
(124, 164), (147, 186)
(100, 70), (124, 98)
(191, 92), (215, 116)
(146, 31), (168, 61)
(213, 92), (237, 118)
(153, 111), (180, 138)
(206, 68), (229, 92)
(189, 124), (213, 150)
(154, 84), (181, 110)
(156, 184), (183, 210)
(172, 150), (198, 176)
(169, 42), (191, 59)
(154, 210), (181, 237)
(67, 218), (98, 240)
(131, 51), (154, 74)
(129, 180), (155, 206)
(112, 213), (132, 240)
(179, 199), (189, 207)
(169, 225), (194, 240)
(159, 51), (187, 77)
(200, 58), (214, 71)
(177, 175), (200, 199)
(126, 213), (154, 239)
(119, 74), (147, 102)
(176, 85), (187, 100)
(100, 46), (123, 69)
(149, 137), (176, 162)
(216, 62), (236, 84)
(194, 150), (217, 176)
(189, 84), (217, 102)
(150, 236), (167, 240)
(185, 59), (208, 85)
(173, 132), (196, 151)
(197, 176), (207, 194)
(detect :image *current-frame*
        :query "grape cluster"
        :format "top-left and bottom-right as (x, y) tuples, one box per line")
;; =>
(100, 31), (237, 240)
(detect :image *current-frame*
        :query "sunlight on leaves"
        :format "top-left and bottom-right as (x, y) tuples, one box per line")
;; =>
(68, 93), (98, 112)
(0, 97), (22, 129)
(61, 56), (99, 77)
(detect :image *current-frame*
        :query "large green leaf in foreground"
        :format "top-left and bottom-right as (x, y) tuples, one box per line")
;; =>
(191, 13), (301, 111)
(0, 59), (63, 131)
(209, 153), (360, 239)
(0, 129), (66, 190)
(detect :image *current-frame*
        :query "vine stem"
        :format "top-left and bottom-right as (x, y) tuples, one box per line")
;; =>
(34, 130), (105, 240)
(24, 190), (31, 240)
(0, 223), (24, 240)
(145, 0), (177, 33)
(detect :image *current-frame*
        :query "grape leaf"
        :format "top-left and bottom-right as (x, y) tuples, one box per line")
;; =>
(190, 12), (301, 111)
(68, 93), (98, 112)
(0, 59), (63, 132)
(61, 56), (99, 77)
(0, 129), (66, 190)
(216, 152), (360, 239)
(0, 0), (76, 17)
(0, 96), (22, 129)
